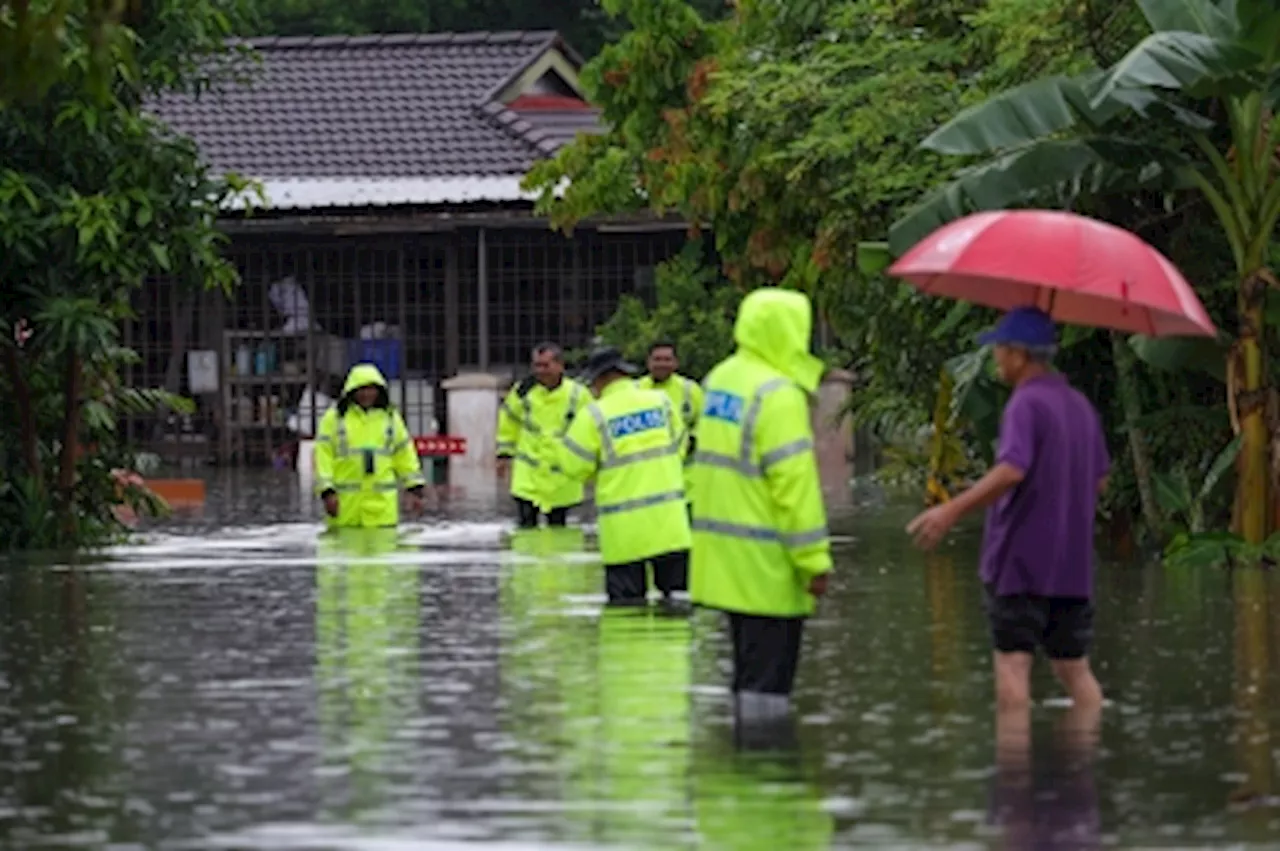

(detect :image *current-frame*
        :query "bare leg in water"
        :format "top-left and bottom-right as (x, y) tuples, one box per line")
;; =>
(1050, 657), (1103, 710)
(992, 651), (1035, 712)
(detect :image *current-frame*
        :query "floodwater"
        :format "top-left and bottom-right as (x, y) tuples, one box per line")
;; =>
(2, 471), (1279, 849)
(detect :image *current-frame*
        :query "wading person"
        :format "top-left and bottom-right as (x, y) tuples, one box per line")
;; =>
(690, 288), (832, 715)
(558, 347), (690, 606)
(496, 342), (590, 528)
(907, 307), (1109, 713)
(314, 363), (426, 527)
(636, 340), (703, 514)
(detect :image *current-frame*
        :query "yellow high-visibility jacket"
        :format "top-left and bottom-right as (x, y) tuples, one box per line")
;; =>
(636, 373), (704, 500)
(496, 376), (590, 511)
(689, 288), (832, 617)
(314, 364), (426, 528)
(557, 379), (691, 566)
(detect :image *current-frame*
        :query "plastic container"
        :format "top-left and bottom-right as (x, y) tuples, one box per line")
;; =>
(348, 339), (402, 378)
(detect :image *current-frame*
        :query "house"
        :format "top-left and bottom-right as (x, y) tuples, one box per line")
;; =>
(131, 31), (687, 465)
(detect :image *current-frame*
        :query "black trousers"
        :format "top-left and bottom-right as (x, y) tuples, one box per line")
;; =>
(515, 497), (569, 528)
(605, 549), (689, 604)
(728, 612), (806, 695)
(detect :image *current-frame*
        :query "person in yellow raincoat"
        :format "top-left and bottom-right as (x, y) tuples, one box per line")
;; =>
(635, 340), (704, 515)
(690, 288), (833, 712)
(496, 342), (590, 527)
(558, 346), (691, 607)
(313, 363), (426, 527)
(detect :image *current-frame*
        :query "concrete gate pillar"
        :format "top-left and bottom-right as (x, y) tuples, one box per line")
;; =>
(812, 368), (855, 506)
(442, 372), (508, 496)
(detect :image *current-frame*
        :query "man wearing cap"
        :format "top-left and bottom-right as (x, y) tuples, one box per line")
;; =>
(556, 346), (691, 606)
(908, 306), (1109, 713)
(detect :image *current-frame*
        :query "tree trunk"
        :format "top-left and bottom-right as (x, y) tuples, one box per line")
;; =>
(2, 346), (41, 483)
(1111, 333), (1162, 540)
(56, 352), (82, 536)
(1235, 268), (1271, 545)
(153, 289), (195, 441)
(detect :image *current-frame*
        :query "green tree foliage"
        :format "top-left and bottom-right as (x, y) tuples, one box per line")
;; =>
(524, 0), (1006, 479)
(891, 0), (1280, 547)
(0, 0), (134, 107)
(0, 0), (255, 551)
(250, 0), (728, 57)
(595, 241), (737, 379)
(525, 0), (1243, 552)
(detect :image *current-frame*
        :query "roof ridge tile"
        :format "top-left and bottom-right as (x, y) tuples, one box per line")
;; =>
(229, 30), (557, 50)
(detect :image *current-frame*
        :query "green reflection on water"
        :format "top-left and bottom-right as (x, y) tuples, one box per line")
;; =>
(497, 527), (832, 848)
(314, 528), (420, 820)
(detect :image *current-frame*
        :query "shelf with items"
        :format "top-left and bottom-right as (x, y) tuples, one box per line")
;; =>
(220, 329), (317, 463)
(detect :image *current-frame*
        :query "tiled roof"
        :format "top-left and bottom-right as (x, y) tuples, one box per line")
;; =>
(147, 31), (601, 205)
(509, 95), (605, 148)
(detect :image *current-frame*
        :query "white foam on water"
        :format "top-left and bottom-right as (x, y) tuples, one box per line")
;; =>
(61, 552), (511, 572)
(111, 523), (322, 555)
(398, 522), (510, 546)
(174, 822), (613, 850)
(1039, 696), (1117, 709)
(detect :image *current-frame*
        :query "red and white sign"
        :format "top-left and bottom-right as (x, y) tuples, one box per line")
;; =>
(415, 435), (467, 456)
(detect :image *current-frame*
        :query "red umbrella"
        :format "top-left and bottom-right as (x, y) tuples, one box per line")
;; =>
(888, 210), (1217, 337)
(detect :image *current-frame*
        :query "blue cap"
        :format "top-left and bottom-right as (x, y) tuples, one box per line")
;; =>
(977, 307), (1056, 348)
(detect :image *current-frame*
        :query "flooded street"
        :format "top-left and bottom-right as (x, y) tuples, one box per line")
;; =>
(2, 472), (1279, 848)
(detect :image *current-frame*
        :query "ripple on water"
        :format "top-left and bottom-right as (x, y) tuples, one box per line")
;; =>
(0, 492), (1276, 848)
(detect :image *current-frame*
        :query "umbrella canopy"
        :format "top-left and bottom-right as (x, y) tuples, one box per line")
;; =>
(888, 210), (1217, 338)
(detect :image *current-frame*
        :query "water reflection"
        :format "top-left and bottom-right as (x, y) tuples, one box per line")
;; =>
(0, 567), (135, 847)
(4, 478), (1280, 847)
(573, 609), (694, 843)
(924, 553), (964, 722)
(990, 705), (1101, 850)
(692, 723), (833, 848)
(314, 529), (420, 821)
(1231, 569), (1274, 822)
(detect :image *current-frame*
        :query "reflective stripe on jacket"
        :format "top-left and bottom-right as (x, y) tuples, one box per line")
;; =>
(690, 288), (831, 617)
(557, 380), (691, 566)
(313, 363), (425, 528)
(496, 377), (590, 511)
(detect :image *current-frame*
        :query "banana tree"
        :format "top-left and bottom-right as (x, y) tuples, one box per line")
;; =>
(886, 0), (1280, 545)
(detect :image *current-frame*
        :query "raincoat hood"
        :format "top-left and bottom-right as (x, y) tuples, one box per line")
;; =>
(343, 363), (389, 396)
(733, 288), (825, 393)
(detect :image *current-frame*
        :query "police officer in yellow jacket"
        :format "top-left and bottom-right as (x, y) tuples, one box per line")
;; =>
(314, 363), (426, 527)
(557, 346), (691, 606)
(496, 342), (590, 527)
(690, 288), (832, 707)
(636, 340), (704, 511)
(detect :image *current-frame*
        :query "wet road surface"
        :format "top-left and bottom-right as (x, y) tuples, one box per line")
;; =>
(1, 471), (1279, 848)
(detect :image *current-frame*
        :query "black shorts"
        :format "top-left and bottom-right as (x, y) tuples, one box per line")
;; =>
(983, 584), (1094, 659)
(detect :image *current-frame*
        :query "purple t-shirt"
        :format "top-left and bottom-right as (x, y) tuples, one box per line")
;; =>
(980, 374), (1109, 599)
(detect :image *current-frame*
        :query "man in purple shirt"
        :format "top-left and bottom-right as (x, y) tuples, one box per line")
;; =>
(908, 307), (1109, 712)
